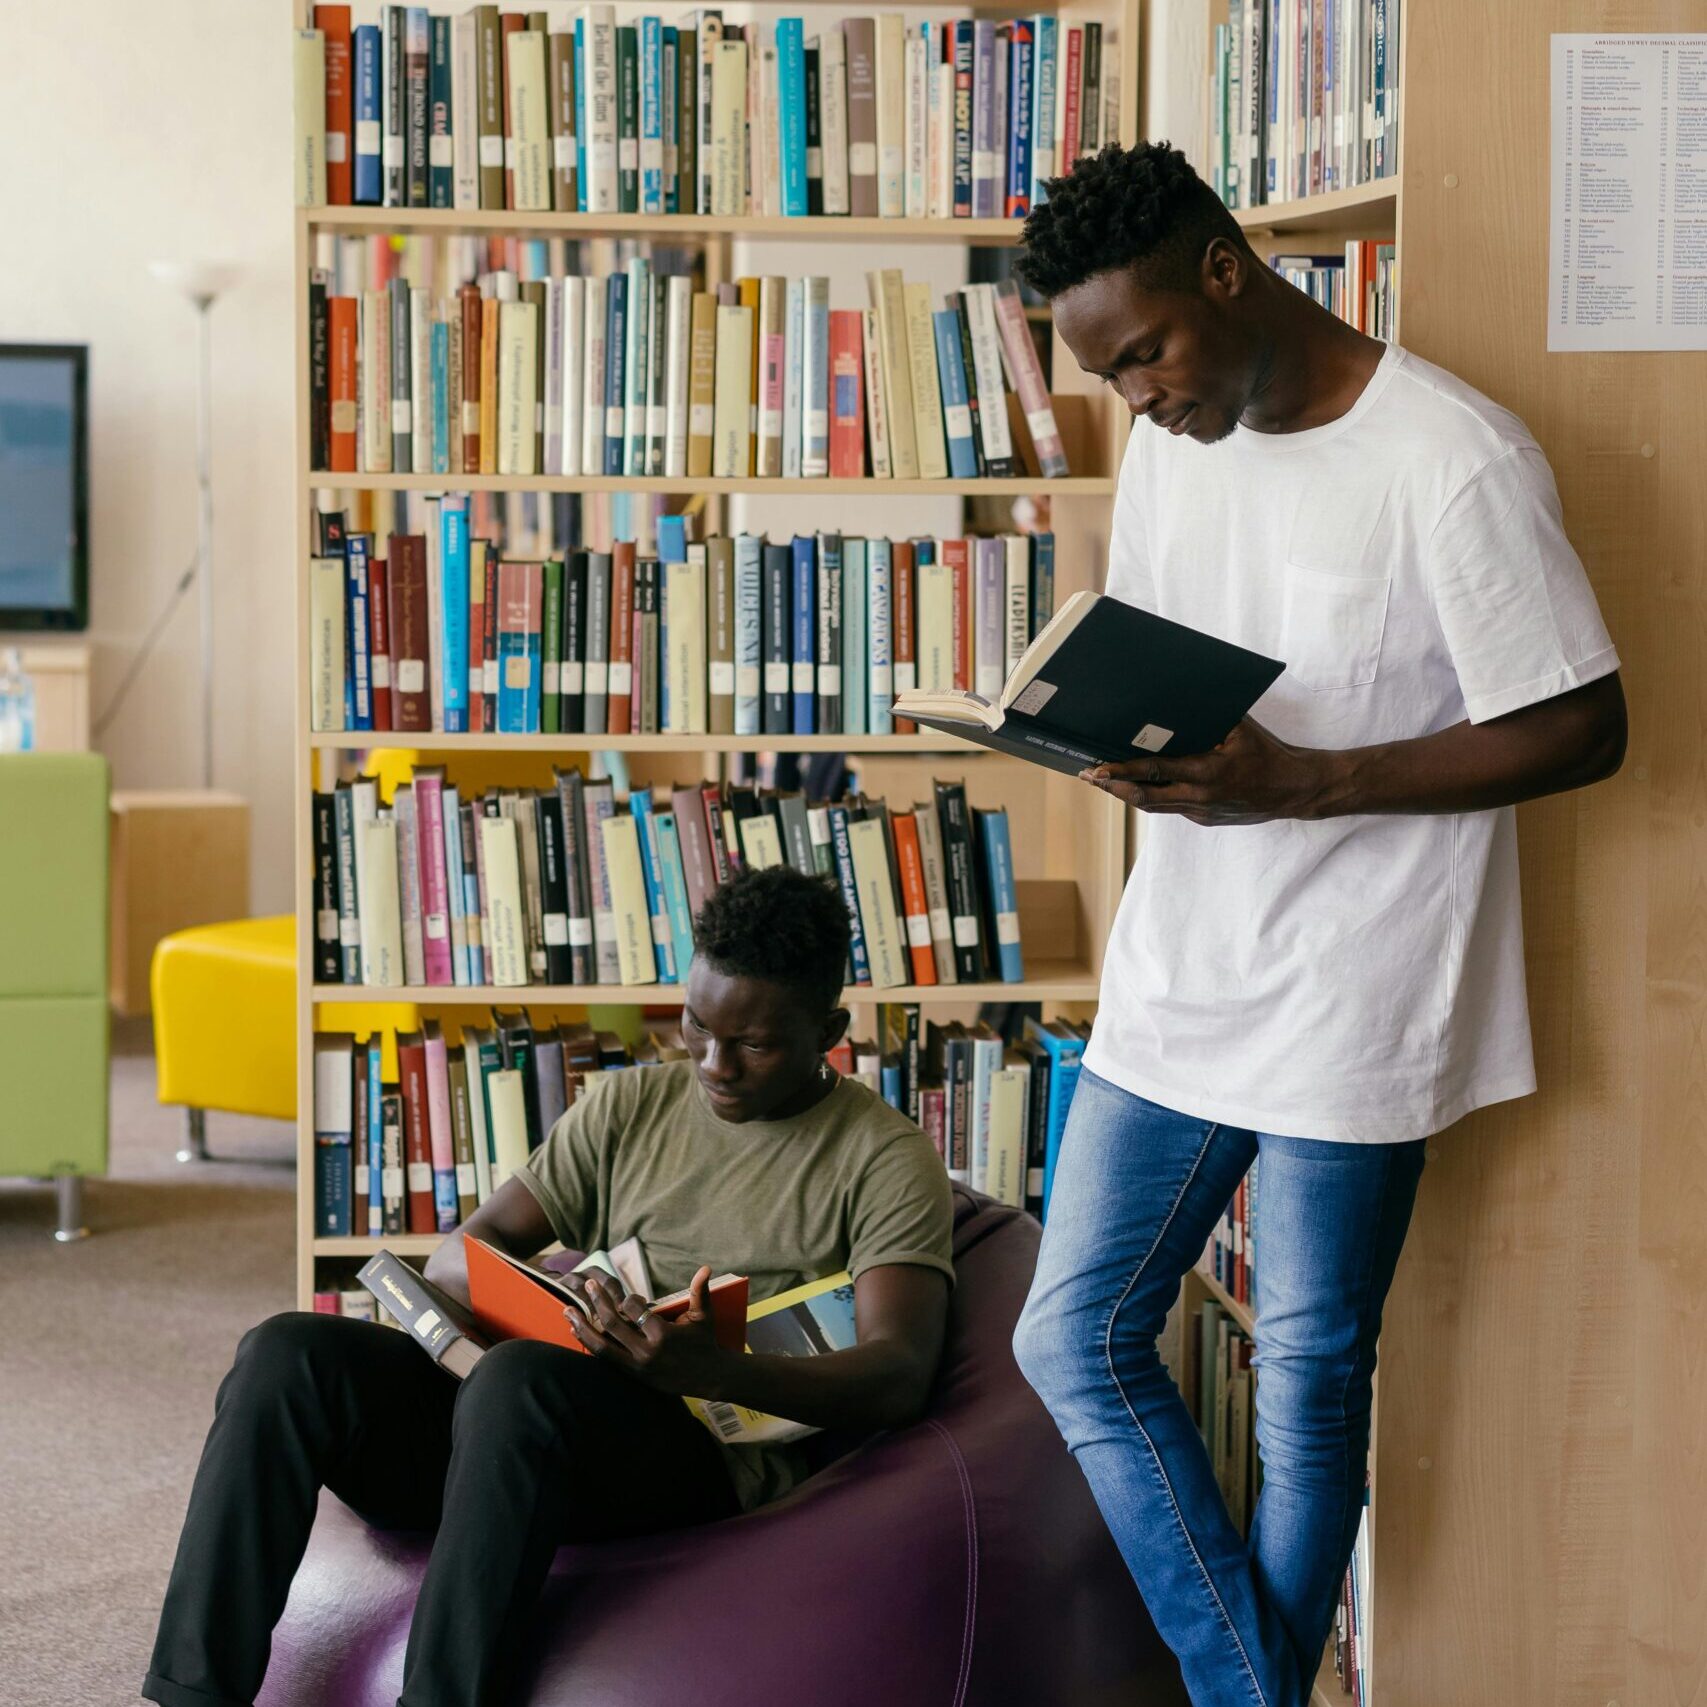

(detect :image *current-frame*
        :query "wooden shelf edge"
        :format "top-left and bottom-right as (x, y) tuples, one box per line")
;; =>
(1233, 179), (1398, 235)
(313, 1234), (446, 1256)
(311, 967), (1100, 1007)
(1191, 1263), (1257, 1335)
(300, 205), (1032, 244)
(305, 471), (1115, 496)
(307, 731), (977, 754)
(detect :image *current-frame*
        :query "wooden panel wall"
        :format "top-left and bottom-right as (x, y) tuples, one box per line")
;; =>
(1375, 5), (1706, 1704)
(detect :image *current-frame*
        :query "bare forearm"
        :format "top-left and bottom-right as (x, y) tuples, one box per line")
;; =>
(698, 1341), (932, 1433)
(422, 1176), (555, 1308)
(1303, 712), (1624, 819)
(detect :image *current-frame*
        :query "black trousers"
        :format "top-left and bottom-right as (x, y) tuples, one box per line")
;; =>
(143, 1311), (740, 1707)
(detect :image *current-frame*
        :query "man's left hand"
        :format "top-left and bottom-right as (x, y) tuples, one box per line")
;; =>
(564, 1266), (730, 1397)
(1081, 718), (1335, 825)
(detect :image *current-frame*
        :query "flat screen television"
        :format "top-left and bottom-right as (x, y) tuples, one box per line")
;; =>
(0, 343), (89, 630)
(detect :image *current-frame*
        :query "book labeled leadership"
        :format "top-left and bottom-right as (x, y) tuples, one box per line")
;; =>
(892, 590), (1285, 777)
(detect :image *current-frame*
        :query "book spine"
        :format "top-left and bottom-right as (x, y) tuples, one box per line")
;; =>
(979, 809), (1024, 982)
(827, 308), (865, 479)
(867, 537), (893, 734)
(992, 278), (1067, 476)
(891, 812), (938, 984)
(790, 535), (816, 734)
(413, 772), (455, 986)
(353, 24), (383, 203)
(1006, 21), (1033, 217)
(640, 15), (664, 213)
(827, 804), (872, 987)
(815, 532), (843, 734)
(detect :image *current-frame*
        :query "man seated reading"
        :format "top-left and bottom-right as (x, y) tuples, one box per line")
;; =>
(144, 865), (954, 1707)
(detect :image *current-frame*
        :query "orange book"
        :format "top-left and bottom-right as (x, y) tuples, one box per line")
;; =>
(328, 295), (358, 472)
(891, 813), (938, 985)
(607, 541), (636, 734)
(314, 4), (354, 204)
(465, 1237), (750, 1353)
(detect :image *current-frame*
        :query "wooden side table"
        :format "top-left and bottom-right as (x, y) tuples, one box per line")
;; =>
(109, 790), (250, 1017)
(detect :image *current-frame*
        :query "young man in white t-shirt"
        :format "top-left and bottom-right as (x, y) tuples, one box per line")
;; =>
(1010, 143), (1625, 1707)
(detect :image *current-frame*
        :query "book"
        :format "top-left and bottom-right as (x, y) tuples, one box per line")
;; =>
(358, 1251), (488, 1376)
(894, 590), (1286, 777)
(466, 1236), (749, 1355)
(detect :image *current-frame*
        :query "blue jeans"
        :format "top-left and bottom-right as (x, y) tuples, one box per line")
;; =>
(1013, 1071), (1426, 1707)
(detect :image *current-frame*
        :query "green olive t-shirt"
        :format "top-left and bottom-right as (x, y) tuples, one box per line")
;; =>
(516, 1060), (955, 1509)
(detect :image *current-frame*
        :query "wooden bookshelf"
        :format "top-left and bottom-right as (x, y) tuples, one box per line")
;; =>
(292, 0), (1142, 1319)
(1232, 179), (1399, 237)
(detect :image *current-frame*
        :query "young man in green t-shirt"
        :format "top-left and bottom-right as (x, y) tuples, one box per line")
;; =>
(145, 867), (953, 1707)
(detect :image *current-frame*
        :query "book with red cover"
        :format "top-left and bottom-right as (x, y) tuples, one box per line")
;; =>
(700, 783), (734, 885)
(328, 296), (358, 472)
(1059, 26), (1083, 170)
(465, 1237), (750, 1353)
(481, 547), (501, 731)
(366, 549), (394, 730)
(939, 537), (971, 692)
(607, 541), (636, 734)
(671, 783), (720, 922)
(314, 4), (354, 204)
(396, 1031), (437, 1233)
(827, 308), (866, 478)
(891, 539), (916, 733)
(387, 533), (431, 732)
(891, 811), (938, 985)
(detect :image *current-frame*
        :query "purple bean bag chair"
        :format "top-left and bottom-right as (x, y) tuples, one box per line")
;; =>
(257, 1190), (1187, 1707)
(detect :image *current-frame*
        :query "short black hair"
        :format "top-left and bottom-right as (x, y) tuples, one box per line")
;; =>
(1017, 141), (1251, 299)
(694, 865), (851, 1014)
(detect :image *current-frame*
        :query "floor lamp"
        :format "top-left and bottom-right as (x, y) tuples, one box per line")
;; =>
(148, 260), (243, 790)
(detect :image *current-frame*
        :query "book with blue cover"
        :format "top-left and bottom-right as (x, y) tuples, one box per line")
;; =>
(629, 787), (678, 981)
(841, 537), (867, 736)
(353, 24), (384, 204)
(344, 533), (374, 731)
(777, 17), (809, 216)
(574, 15), (588, 209)
(932, 309), (979, 478)
(640, 16), (664, 213)
(1026, 1017), (1084, 1221)
(654, 810), (696, 979)
(366, 1037), (384, 1233)
(826, 804), (872, 987)
(440, 499), (470, 732)
(1005, 20), (1034, 217)
(790, 535), (816, 734)
(762, 541), (792, 736)
(1029, 14), (1057, 206)
(975, 807), (1024, 983)
(430, 318), (450, 472)
(1030, 531), (1055, 638)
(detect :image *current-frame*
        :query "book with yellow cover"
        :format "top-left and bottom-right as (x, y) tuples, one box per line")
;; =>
(684, 1271), (858, 1446)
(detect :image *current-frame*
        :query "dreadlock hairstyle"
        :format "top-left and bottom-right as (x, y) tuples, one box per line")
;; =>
(1016, 141), (1253, 300)
(693, 864), (852, 1016)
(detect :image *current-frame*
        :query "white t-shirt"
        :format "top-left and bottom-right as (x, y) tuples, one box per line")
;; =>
(1084, 344), (1619, 1142)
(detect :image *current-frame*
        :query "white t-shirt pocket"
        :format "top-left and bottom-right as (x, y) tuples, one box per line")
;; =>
(1279, 562), (1392, 691)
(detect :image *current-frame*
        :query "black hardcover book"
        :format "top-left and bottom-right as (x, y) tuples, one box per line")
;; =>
(554, 767), (594, 984)
(311, 791), (343, 984)
(535, 793), (575, 984)
(1015, 1036), (1051, 1217)
(804, 44), (823, 215)
(616, 25), (640, 212)
(405, 14), (430, 207)
(815, 532), (843, 734)
(316, 508), (347, 558)
(636, 557), (660, 734)
(561, 550), (587, 734)
(309, 271), (330, 471)
(933, 779), (987, 983)
(761, 542), (792, 736)
(380, 1092), (406, 1233)
(358, 1251), (487, 1377)
(897, 591), (1285, 777)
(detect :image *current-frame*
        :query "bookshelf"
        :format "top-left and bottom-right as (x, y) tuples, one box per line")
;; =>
(291, 1), (1141, 1313)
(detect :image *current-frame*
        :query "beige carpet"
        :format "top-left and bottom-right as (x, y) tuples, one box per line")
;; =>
(0, 1028), (296, 1707)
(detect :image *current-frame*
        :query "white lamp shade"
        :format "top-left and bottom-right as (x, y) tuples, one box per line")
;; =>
(148, 260), (245, 304)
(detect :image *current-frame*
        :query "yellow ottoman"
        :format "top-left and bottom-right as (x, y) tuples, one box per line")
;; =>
(151, 916), (417, 1160)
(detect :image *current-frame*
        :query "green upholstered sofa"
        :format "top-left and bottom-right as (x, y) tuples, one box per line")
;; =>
(0, 752), (109, 1238)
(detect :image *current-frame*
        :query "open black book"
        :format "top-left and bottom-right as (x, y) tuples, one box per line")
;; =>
(892, 590), (1285, 777)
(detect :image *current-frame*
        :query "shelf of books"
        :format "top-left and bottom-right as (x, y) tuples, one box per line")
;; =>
(290, 0), (1140, 1351)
